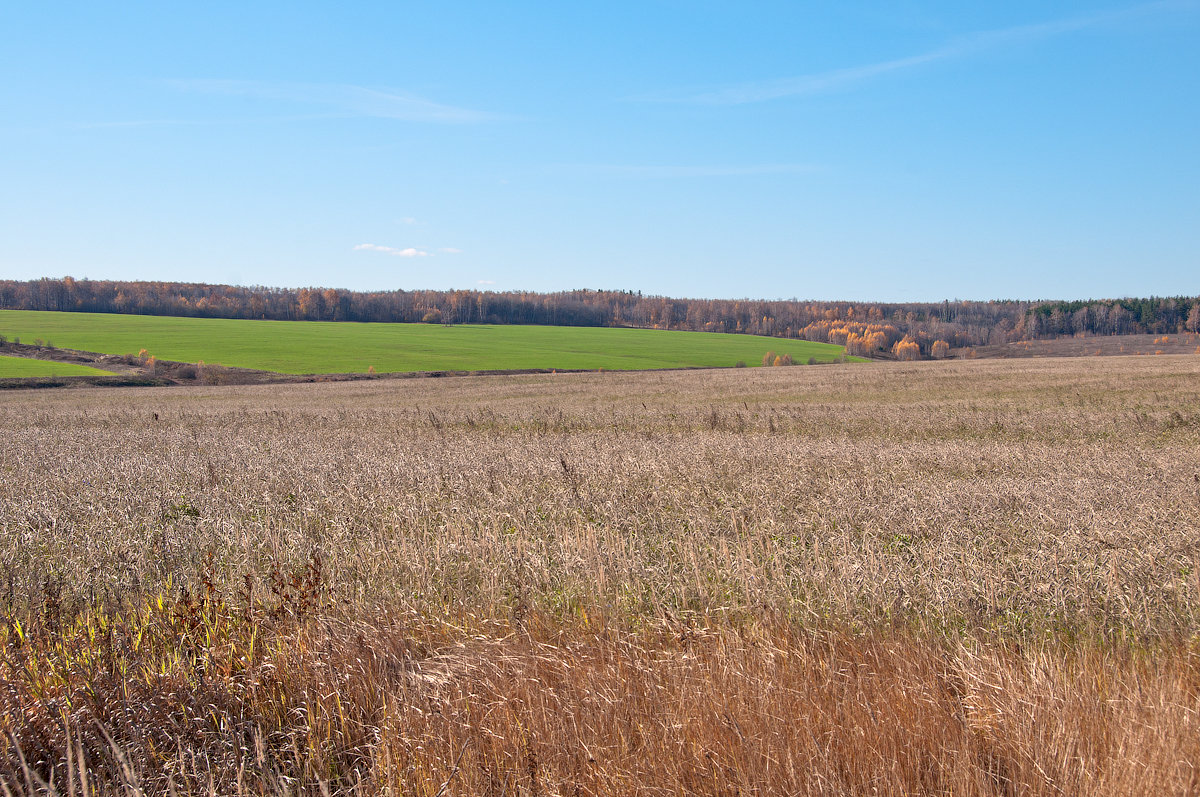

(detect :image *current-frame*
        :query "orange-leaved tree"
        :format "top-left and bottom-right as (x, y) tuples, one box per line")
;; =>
(892, 337), (921, 361)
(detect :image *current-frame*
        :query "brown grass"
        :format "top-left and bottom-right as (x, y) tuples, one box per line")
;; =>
(2, 356), (1199, 794)
(969, 332), (1200, 359)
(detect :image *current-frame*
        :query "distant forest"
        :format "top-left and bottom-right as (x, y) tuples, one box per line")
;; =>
(2, 278), (1198, 359)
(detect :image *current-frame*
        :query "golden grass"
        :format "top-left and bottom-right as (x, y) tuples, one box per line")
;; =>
(1, 355), (1199, 793)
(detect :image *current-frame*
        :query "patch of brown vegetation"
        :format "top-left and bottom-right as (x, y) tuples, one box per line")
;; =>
(967, 332), (1200, 359)
(6, 605), (1198, 795)
(1, 357), (1199, 793)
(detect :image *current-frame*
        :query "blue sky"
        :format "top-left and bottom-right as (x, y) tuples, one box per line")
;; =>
(2, 1), (1197, 301)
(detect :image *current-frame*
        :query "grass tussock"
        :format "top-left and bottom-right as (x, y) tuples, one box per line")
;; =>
(2, 356), (1200, 793)
(5, 592), (1200, 795)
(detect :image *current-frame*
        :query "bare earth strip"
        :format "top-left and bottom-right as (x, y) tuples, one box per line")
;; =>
(1, 355), (1199, 794)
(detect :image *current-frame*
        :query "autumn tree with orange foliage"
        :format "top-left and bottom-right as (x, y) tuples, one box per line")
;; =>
(845, 329), (890, 357)
(892, 337), (921, 361)
(930, 340), (950, 359)
(801, 320), (901, 357)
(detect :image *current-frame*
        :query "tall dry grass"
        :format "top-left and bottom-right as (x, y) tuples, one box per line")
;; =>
(1, 355), (1199, 793)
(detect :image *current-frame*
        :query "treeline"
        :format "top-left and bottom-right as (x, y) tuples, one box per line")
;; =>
(1030, 297), (1200, 338)
(2, 278), (1198, 357)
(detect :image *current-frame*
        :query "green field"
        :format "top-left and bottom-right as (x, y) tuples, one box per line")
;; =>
(0, 310), (860, 374)
(0, 354), (116, 378)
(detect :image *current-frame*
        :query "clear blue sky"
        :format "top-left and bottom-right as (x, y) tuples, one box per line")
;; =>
(2, 1), (1197, 301)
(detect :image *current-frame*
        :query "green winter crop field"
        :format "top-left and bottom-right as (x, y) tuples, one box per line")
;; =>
(0, 354), (116, 378)
(0, 310), (860, 374)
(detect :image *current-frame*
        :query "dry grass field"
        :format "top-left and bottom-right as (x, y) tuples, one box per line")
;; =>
(2, 355), (1200, 794)
(968, 331), (1200, 359)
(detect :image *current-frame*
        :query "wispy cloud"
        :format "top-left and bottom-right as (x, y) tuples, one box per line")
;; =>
(438, 247), (464, 254)
(637, 1), (1193, 105)
(556, 163), (819, 179)
(477, 280), (496, 285)
(354, 243), (430, 257)
(167, 79), (501, 123)
(76, 114), (338, 129)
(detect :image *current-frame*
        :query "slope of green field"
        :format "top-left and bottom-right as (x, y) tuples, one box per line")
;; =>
(0, 354), (116, 378)
(0, 310), (862, 374)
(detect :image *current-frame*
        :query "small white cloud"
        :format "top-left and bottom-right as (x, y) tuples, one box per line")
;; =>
(439, 247), (463, 254)
(477, 279), (496, 285)
(397, 217), (420, 225)
(353, 243), (430, 257)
